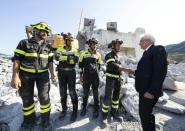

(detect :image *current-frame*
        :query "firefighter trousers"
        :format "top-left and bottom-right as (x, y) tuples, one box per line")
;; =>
(82, 72), (99, 107)
(58, 69), (78, 110)
(19, 70), (51, 125)
(101, 76), (121, 119)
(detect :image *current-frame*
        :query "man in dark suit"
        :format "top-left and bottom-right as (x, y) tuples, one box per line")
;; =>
(130, 34), (167, 131)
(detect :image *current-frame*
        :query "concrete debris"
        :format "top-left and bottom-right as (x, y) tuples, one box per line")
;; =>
(121, 83), (140, 121)
(156, 100), (185, 114)
(163, 75), (177, 91)
(0, 51), (185, 131)
(166, 90), (185, 107)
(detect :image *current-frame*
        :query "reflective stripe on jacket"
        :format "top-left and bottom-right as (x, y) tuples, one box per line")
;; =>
(56, 47), (79, 69)
(79, 50), (102, 73)
(13, 38), (53, 73)
(105, 51), (122, 78)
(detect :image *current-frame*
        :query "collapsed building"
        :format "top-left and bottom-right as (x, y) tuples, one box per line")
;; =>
(76, 18), (145, 61)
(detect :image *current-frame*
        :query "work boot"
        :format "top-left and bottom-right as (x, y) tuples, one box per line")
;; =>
(59, 109), (67, 120)
(59, 99), (67, 120)
(111, 109), (122, 122)
(98, 112), (107, 129)
(21, 114), (36, 131)
(93, 105), (99, 119)
(70, 100), (78, 122)
(80, 97), (87, 116)
(20, 122), (34, 131)
(41, 120), (52, 131)
(41, 114), (52, 131)
(70, 111), (77, 122)
(80, 106), (87, 117)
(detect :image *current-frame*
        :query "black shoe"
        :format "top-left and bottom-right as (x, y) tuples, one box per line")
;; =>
(70, 111), (77, 122)
(41, 121), (52, 131)
(60, 98), (67, 120)
(98, 116), (107, 129)
(80, 107), (87, 117)
(93, 110), (99, 119)
(111, 110), (122, 122)
(99, 120), (107, 129)
(112, 115), (122, 122)
(40, 114), (52, 131)
(20, 122), (34, 131)
(93, 105), (99, 119)
(59, 110), (66, 120)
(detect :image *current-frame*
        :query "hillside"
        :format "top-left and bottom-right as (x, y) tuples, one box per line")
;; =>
(166, 41), (185, 63)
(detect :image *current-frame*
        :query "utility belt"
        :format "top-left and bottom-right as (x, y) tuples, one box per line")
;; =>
(105, 72), (123, 81)
(20, 66), (48, 73)
(57, 65), (75, 71)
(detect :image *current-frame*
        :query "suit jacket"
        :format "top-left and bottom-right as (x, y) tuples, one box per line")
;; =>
(135, 44), (167, 97)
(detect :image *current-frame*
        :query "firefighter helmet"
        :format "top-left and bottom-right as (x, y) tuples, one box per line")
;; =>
(31, 22), (51, 33)
(86, 37), (98, 44)
(62, 33), (74, 41)
(108, 39), (123, 48)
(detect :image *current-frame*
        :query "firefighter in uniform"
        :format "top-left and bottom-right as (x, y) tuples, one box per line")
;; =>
(79, 38), (102, 118)
(11, 22), (55, 130)
(100, 39), (131, 125)
(55, 33), (79, 122)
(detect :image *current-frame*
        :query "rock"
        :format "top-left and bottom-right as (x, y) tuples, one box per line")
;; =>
(174, 81), (185, 90)
(119, 85), (128, 99)
(99, 73), (106, 88)
(127, 77), (135, 83)
(175, 75), (185, 82)
(0, 122), (10, 131)
(121, 94), (140, 121)
(76, 84), (83, 97)
(88, 96), (94, 106)
(168, 63), (185, 82)
(158, 92), (169, 103)
(121, 83), (140, 121)
(156, 100), (185, 114)
(49, 85), (60, 103)
(0, 101), (23, 131)
(166, 90), (185, 106)
(99, 86), (105, 100)
(163, 76), (177, 91)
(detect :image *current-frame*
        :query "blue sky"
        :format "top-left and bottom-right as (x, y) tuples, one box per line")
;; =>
(1, 0), (185, 55)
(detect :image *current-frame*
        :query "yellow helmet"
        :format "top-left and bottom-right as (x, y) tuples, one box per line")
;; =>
(31, 22), (51, 33)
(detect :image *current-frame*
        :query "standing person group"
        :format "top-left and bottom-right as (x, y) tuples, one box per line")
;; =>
(11, 22), (167, 131)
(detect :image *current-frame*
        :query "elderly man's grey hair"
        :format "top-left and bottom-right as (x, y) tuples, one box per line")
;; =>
(140, 34), (155, 44)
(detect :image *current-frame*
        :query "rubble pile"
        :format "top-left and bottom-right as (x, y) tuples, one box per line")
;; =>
(0, 53), (185, 131)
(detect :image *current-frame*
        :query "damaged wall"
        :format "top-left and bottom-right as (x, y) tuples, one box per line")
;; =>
(77, 18), (145, 61)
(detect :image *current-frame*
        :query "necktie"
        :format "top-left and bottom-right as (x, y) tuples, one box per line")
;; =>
(143, 50), (147, 56)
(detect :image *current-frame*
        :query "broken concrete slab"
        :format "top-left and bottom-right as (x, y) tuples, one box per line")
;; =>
(156, 99), (185, 114)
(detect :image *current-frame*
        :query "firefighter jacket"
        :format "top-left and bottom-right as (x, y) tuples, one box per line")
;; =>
(105, 51), (122, 79)
(79, 49), (102, 74)
(13, 38), (54, 73)
(55, 46), (79, 69)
